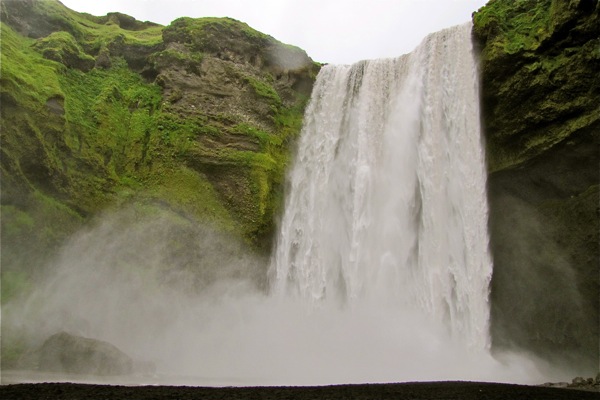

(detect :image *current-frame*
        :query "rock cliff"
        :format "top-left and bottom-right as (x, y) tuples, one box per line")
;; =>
(0, 0), (319, 304)
(473, 0), (599, 372)
(1, 3), (319, 368)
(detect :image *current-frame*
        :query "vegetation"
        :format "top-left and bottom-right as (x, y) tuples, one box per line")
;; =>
(26, 0), (163, 52)
(162, 17), (270, 50)
(2, 0), (316, 368)
(472, 0), (600, 172)
(33, 31), (95, 70)
(472, 0), (553, 55)
(245, 76), (282, 108)
(1, 0), (318, 315)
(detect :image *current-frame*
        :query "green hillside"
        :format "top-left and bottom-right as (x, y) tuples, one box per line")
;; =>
(0, 0), (319, 303)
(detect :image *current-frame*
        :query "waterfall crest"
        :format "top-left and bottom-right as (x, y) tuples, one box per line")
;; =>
(271, 23), (493, 350)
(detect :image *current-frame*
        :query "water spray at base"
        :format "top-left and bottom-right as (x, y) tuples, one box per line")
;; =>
(1, 209), (559, 385)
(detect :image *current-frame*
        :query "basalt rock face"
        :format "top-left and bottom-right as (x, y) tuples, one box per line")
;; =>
(473, 0), (599, 372)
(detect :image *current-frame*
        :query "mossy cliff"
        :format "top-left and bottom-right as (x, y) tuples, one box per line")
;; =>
(473, 0), (599, 371)
(0, 0), (319, 301)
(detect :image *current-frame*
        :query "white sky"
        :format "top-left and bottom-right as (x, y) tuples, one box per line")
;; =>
(59, 0), (488, 64)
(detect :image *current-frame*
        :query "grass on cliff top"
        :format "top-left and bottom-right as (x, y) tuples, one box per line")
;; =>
(29, 0), (162, 52)
(163, 16), (270, 45)
(162, 15), (311, 59)
(473, 0), (553, 55)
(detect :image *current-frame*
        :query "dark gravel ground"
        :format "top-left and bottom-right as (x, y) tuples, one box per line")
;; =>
(1, 381), (598, 400)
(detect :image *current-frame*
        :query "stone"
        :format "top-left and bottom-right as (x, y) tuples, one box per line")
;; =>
(38, 332), (133, 376)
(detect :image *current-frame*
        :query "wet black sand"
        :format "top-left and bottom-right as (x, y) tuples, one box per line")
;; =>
(1, 381), (598, 400)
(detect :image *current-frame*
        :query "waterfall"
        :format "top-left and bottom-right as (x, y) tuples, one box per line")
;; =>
(271, 23), (493, 350)
(8, 23), (546, 388)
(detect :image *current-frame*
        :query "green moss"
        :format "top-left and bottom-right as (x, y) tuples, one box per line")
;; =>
(473, 0), (599, 172)
(0, 23), (64, 106)
(1, 206), (34, 237)
(163, 17), (269, 51)
(26, 63), (152, 212)
(30, 191), (84, 244)
(245, 76), (282, 108)
(2, 0), (316, 261)
(2, 19), (164, 270)
(1, 19), (167, 213)
(33, 30), (95, 70)
(473, 0), (552, 56)
(143, 167), (237, 232)
(31, 0), (163, 52)
(233, 123), (279, 146)
(223, 101), (308, 243)
(274, 96), (308, 141)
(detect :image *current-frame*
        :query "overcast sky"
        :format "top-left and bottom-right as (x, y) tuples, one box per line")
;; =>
(59, 0), (488, 64)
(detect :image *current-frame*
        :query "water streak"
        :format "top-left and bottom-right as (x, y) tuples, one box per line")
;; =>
(271, 23), (493, 350)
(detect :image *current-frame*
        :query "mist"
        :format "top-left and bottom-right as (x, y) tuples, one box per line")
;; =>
(1, 205), (573, 386)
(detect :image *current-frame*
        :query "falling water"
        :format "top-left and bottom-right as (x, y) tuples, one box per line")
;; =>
(271, 22), (493, 350)
(5, 23), (557, 387)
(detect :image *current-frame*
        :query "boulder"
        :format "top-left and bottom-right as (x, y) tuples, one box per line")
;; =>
(38, 332), (133, 376)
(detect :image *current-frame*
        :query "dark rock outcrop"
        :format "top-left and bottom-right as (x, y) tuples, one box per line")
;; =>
(37, 332), (133, 376)
(473, 0), (599, 372)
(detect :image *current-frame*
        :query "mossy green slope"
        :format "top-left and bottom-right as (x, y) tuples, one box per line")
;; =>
(473, 0), (599, 372)
(1, 0), (319, 304)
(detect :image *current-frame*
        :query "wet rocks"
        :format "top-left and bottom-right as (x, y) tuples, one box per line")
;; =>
(37, 332), (133, 376)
